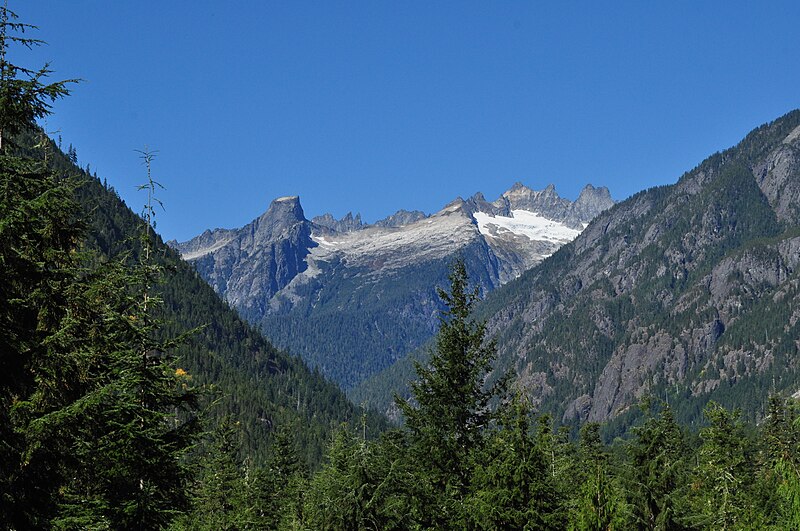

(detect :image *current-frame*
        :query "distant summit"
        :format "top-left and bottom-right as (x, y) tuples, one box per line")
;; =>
(176, 181), (614, 389)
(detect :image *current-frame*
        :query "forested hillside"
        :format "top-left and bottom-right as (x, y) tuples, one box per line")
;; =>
(4, 5), (800, 529)
(357, 111), (800, 433)
(65, 146), (385, 466)
(483, 110), (800, 432)
(0, 7), (382, 527)
(197, 262), (800, 529)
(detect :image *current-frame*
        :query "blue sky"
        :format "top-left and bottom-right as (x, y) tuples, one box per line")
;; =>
(15, 1), (800, 242)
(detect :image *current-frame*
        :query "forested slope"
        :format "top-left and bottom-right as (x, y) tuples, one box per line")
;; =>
(356, 111), (800, 436)
(482, 110), (800, 431)
(60, 145), (386, 466)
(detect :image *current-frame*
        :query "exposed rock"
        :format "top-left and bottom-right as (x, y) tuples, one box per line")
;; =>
(312, 211), (364, 233)
(374, 209), (428, 227)
(482, 109), (800, 425)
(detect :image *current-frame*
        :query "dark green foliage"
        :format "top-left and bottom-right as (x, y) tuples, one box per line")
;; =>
(52, 120), (388, 471)
(683, 402), (763, 529)
(175, 419), (249, 530)
(468, 396), (563, 530)
(396, 259), (509, 525)
(0, 6), (76, 152)
(0, 151), (85, 528)
(569, 423), (632, 530)
(626, 401), (689, 530)
(1, 7), (196, 527)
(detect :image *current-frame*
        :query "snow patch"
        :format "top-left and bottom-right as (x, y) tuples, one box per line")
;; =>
(474, 210), (580, 243)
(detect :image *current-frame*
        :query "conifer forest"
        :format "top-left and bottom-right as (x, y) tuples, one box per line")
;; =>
(1, 5), (800, 530)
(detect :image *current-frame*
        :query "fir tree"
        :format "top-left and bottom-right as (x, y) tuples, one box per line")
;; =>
(0, 4), (81, 526)
(684, 402), (762, 529)
(396, 258), (509, 527)
(468, 394), (563, 530)
(626, 401), (688, 530)
(570, 423), (631, 530)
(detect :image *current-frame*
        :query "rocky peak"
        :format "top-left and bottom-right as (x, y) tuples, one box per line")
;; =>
(565, 184), (615, 228)
(374, 209), (428, 228)
(502, 182), (572, 219)
(252, 195), (307, 241)
(461, 191), (503, 217)
(312, 211), (364, 233)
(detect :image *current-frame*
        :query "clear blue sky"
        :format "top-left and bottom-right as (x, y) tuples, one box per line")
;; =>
(15, 1), (800, 242)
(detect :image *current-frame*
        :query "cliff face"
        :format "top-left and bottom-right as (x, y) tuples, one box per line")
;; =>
(187, 196), (314, 321)
(481, 110), (800, 427)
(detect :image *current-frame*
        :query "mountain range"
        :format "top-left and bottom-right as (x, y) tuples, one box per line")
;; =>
(173, 183), (614, 389)
(356, 110), (800, 432)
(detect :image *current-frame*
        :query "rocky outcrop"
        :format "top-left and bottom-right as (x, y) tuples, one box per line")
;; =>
(312, 212), (364, 233)
(176, 196), (313, 320)
(374, 209), (427, 227)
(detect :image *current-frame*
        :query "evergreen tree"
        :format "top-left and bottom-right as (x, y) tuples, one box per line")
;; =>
(0, 4), (74, 152)
(468, 395), (563, 530)
(47, 156), (200, 528)
(0, 4), (81, 527)
(758, 395), (800, 529)
(570, 423), (631, 530)
(626, 401), (689, 530)
(178, 419), (249, 530)
(684, 402), (763, 529)
(261, 425), (308, 530)
(396, 259), (509, 527)
(305, 420), (413, 531)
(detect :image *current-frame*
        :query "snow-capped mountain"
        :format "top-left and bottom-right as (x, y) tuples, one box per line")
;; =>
(175, 183), (613, 389)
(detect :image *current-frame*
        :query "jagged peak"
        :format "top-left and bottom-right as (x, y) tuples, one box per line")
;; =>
(508, 181), (529, 192)
(311, 210), (364, 233)
(576, 183), (612, 200)
(470, 191), (487, 202)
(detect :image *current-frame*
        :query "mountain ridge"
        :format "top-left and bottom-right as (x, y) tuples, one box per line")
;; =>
(175, 182), (614, 389)
(352, 110), (800, 431)
(480, 110), (800, 429)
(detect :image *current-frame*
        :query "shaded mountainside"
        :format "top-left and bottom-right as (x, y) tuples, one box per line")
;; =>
(39, 143), (385, 468)
(354, 110), (800, 432)
(479, 110), (800, 431)
(175, 183), (613, 390)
